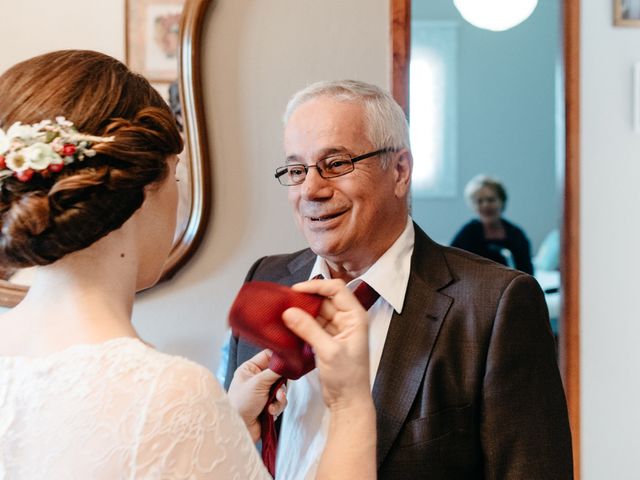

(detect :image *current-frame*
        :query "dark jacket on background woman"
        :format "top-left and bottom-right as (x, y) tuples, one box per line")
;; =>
(451, 219), (533, 275)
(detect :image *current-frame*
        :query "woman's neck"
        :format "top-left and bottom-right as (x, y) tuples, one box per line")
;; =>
(0, 226), (141, 356)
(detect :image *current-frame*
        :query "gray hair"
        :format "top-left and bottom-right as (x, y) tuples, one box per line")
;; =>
(464, 174), (508, 206)
(283, 80), (410, 167)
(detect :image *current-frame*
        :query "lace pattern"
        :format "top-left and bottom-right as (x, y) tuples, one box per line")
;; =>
(0, 338), (270, 479)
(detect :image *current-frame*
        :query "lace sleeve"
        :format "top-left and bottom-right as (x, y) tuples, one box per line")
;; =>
(134, 359), (271, 480)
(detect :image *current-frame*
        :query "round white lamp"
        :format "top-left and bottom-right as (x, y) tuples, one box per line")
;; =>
(453, 0), (538, 32)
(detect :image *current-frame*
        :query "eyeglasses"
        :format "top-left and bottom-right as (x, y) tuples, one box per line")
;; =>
(274, 147), (394, 186)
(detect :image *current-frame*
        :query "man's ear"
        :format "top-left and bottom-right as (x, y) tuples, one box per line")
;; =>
(392, 148), (413, 198)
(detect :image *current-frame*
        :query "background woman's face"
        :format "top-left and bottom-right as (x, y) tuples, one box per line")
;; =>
(471, 186), (504, 224)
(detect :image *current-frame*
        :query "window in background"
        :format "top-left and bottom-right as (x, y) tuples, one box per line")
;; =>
(410, 21), (458, 198)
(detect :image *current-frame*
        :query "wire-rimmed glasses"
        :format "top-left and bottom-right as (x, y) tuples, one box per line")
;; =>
(274, 147), (394, 186)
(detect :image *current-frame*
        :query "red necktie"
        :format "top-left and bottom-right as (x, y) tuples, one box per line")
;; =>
(352, 279), (381, 311)
(228, 279), (380, 477)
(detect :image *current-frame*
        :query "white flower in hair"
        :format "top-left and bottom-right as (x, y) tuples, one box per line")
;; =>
(6, 152), (28, 172)
(55, 116), (73, 127)
(34, 119), (53, 130)
(21, 142), (63, 170)
(0, 118), (114, 184)
(6, 122), (38, 142)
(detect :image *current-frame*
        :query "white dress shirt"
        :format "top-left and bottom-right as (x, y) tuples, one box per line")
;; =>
(275, 217), (415, 480)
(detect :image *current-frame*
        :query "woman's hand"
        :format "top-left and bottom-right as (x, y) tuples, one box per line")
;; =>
(283, 279), (376, 479)
(227, 350), (287, 442)
(283, 279), (371, 411)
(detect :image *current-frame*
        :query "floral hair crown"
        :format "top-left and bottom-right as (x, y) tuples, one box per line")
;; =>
(0, 117), (115, 184)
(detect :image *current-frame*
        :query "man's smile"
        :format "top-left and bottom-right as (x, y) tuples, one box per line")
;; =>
(307, 210), (346, 222)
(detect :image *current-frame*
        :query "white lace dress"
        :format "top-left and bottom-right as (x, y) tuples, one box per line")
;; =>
(0, 337), (271, 479)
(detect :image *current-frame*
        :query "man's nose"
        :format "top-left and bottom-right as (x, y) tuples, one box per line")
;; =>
(300, 167), (332, 200)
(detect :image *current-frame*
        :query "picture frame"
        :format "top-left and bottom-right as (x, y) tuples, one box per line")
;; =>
(614, 0), (640, 26)
(126, 0), (186, 82)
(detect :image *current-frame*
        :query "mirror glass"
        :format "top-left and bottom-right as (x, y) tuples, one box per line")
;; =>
(0, 0), (211, 307)
(408, 0), (563, 335)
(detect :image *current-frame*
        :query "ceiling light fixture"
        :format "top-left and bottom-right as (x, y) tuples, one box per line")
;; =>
(453, 0), (539, 32)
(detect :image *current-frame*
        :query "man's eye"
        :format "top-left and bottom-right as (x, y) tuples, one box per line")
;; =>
(289, 167), (305, 176)
(325, 158), (350, 171)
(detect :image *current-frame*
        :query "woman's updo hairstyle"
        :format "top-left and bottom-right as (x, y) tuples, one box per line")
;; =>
(0, 50), (183, 267)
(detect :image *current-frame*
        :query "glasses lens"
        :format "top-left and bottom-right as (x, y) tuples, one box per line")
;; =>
(276, 165), (307, 185)
(319, 156), (354, 178)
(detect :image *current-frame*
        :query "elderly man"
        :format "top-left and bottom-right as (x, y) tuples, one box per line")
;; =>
(225, 80), (573, 479)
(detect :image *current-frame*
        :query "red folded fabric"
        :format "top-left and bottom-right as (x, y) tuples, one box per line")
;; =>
(228, 281), (324, 379)
(228, 279), (379, 477)
(228, 281), (325, 476)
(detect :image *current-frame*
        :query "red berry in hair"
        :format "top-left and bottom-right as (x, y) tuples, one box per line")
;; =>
(49, 162), (64, 173)
(15, 168), (34, 182)
(0, 155), (5, 169)
(61, 144), (76, 156)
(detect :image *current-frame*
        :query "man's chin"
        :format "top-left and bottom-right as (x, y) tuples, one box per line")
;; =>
(307, 240), (343, 261)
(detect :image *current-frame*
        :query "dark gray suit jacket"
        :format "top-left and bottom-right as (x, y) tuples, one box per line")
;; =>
(225, 223), (573, 479)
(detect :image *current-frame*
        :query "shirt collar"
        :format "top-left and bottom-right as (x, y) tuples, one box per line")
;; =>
(309, 217), (415, 313)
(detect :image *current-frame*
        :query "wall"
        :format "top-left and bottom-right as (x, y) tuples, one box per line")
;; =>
(580, 1), (640, 478)
(411, 0), (561, 250)
(0, 0), (124, 67)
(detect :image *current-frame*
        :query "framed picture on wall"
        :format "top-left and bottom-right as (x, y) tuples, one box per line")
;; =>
(125, 0), (185, 82)
(614, 0), (640, 26)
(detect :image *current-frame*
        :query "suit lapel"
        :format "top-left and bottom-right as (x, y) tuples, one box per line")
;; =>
(285, 249), (316, 284)
(373, 224), (454, 468)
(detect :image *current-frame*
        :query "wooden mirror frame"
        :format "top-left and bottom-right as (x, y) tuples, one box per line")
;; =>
(161, 0), (212, 281)
(390, 0), (581, 476)
(0, 0), (212, 307)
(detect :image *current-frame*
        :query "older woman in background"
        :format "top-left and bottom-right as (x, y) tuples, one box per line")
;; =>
(451, 174), (533, 274)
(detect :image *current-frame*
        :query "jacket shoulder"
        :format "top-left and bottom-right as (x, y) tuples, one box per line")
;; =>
(246, 248), (315, 283)
(420, 226), (530, 290)
(445, 242), (525, 280)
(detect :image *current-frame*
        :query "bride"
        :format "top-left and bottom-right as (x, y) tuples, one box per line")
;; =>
(0, 50), (375, 479)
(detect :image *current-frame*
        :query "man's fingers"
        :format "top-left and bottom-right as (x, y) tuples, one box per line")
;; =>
(283, 307), (333, 352)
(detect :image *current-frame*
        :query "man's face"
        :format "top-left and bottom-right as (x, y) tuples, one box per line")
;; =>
(284, 97), (408, 270)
